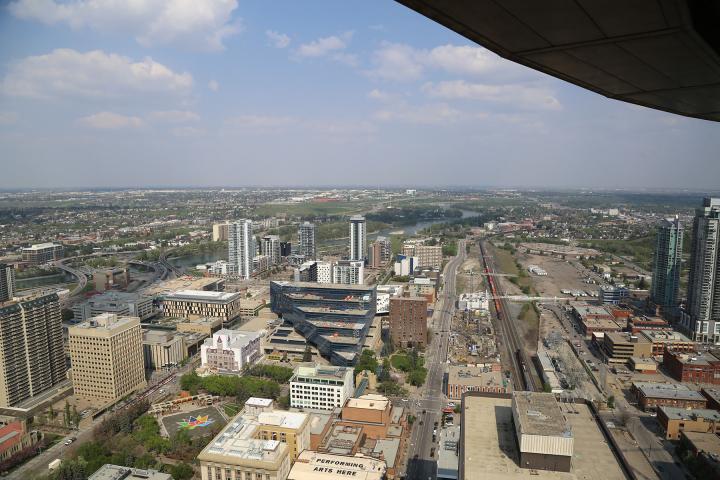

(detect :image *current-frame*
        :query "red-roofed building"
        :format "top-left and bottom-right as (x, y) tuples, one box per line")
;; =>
(0, 421), (40, 462)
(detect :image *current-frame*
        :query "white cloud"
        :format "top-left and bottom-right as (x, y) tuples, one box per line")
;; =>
(9, 0), (241, 50)
(266, 30), (290, 48)
(208, 80), (220, 91)
(78, 111), (144, 129)
(422, 80), (561, 110)
(367, 89), (394, 102)
(0, 112), (18, 125)
(368, 43), (521, 82)
(1, 49), (193, 99)
(295, 32), (358, 67)
(149, 110), (200, 123)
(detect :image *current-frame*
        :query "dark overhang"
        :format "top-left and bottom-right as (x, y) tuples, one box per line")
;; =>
(396, 0), (720, 122)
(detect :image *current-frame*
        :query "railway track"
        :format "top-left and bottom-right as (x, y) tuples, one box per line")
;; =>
(479, 239), (539, 392)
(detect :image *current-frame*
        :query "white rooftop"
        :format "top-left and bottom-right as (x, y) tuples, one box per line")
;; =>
(257, 410), (308, 430)
(165, 289), (240, 302)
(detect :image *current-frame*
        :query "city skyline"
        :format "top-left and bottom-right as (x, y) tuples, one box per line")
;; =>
(1, 1), (718, 190)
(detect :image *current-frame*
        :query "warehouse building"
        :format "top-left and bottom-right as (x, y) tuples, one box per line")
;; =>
(663, 348), (720, 385)
(511, 392), (574, 472)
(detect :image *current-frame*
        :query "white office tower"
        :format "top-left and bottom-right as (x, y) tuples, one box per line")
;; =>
(684, 198), (720, 342)
(333, 260), (364, 285)
(261, 234), (281, 265)
(298, 222), (316, 260)
(349, 215), (367, 262)
(228, 220), (254, 279)
(316, 261), (333, 284)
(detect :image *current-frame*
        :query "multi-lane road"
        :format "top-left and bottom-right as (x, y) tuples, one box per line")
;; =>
(404, 239), (466, 480)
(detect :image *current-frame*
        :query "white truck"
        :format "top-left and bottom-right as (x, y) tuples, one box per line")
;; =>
(48, 458), (62, 470)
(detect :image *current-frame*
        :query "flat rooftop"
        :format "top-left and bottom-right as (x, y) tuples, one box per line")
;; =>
(682, 431), (720, 456)
(258, 410), (307, 430)
(345, 394), (389, 411)
(437, 426), (460, 477)
(89, 465), (171, 480)
(164, 289), (240, 303)
(288, 451), (386, 480)
(463, 395), (625, 480)
(513, 392), (569, 438)
(273, 280), (374, 292)
(659, 407), (720, 422)
(634, 382), (707, 401)
(462, 395), (574, 480)
(23, 242), (61, 250)
(583, 318), (623, 330)
(448, 366), (504, 388)
(606, 331), (651, 344)
(571, 303), (612, 317)
(292, 364), (351, 382)
(638, 329), (692, 342)
(668, 350), (720, 366)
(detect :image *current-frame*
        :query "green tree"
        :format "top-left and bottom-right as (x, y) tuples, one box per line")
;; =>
(63, 400), (71, 428)
(168, 463), (194, 480)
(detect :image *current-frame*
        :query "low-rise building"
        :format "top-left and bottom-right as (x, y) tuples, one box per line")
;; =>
(637, 329), (694, 356)
(598, 285), (629, 305)
(511, 392), (573, 472)
(73, 291), (154, 322)
(341, 394), (392, 439)
(199, 329), (263, 375)
(408, 277), (436, 303)
(632, 381), (708, 411)
(571, 303), (620, 335)
(0, 421), (41, 463)
(197, 398), (309, 480)
(290, 364), (354, 411)
(176, 317), (223, 336)
(446, 365), (507, 401)
(161, 289), (242, 323)
(663, 349), (720, 385)
(437, 425), (460, 480)
(142, 329), (186, 370)
(701, 387), (720, 410)
(628, 356), (657, 373)
(602, 332), (653, 364)
(287, 451), (386, 480)
(627, 316), (669, 333)
(403, 243), (442, 270)
(657, 407), (720, 439)
(89, 465), (171, 480)
(680, 431), (720, 477)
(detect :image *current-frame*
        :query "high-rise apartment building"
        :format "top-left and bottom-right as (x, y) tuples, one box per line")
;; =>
(332, 260), (365, 285)
(368, 237), (392, 268)
(68, 313), (147, 408)
(349, 216), (367, 262)
(298, 222), (316, 260)
(228, 220), (254, 279)
(280, 241), (292, 257)
(403, 243), (442, 270)
(684, 198), (720, 342)
(0, 263), (15, 303)
(261, 234), (281, 265)
(212, 222), (230, 242)
(0, 293), (66, 407)
(389, 297), (428, 348)
(652, 216), (683, 312)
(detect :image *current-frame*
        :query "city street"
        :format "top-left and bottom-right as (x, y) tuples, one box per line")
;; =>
(404, 240), (466, 480)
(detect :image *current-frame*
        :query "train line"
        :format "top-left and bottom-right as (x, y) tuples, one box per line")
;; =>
(479, 239), (539, 392)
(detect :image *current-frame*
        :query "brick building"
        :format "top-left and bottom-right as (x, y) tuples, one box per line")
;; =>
(389, 297), (427, 349)
(657, 406), (720, 439)
(663, 349), (720, 385)
(632, 381), (708, 411)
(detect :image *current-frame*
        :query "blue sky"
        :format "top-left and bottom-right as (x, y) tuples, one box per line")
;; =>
(0, 0), (718, 190)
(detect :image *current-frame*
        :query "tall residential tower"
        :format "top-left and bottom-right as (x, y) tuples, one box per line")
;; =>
(651, 216), (683, 313)
(683, 198), (720, 342)
(228, 220), (254, 279)
(349, 215), (367, 263)
(0, 263), (15, 303)
(0, 293), (66, 407)
(297, 222), (316, 260)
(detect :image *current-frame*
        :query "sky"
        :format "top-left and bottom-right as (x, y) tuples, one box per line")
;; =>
(0, 0), (718, 190)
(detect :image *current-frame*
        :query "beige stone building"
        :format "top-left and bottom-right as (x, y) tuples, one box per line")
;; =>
(142, 330), (186, 370)
(198, 397), (309, 480)
(69, 313), (147, 408)
(402, 244), (442, 270)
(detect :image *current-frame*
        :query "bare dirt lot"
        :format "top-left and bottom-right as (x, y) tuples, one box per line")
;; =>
(516, 253), (594, 297)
